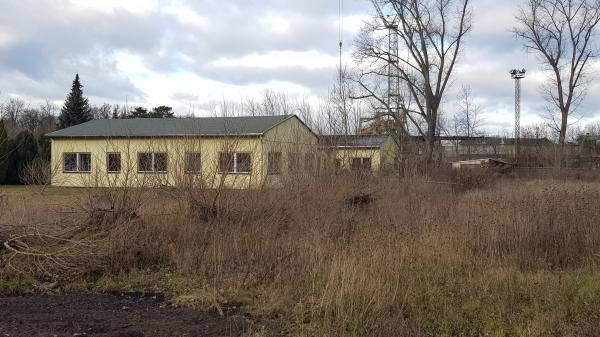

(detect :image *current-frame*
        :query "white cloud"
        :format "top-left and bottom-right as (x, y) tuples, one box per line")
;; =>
(68, 0), (159, 14)
(0, 31), (14, 47)
(259, 14), (291, 33)
(2, 0), (600, 127)
(337, 14), (370, 33)
(129, 70), (310, 114)
(115, 52), (150, 75)
(163, 1), (209, 26)
(212, 50), (342, 70)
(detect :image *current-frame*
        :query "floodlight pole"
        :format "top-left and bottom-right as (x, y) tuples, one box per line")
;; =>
(510, 69), (526, 164)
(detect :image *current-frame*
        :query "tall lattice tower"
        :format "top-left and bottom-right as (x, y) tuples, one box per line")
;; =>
(510, 68), (526, 162)
(371, 0), (401, 122)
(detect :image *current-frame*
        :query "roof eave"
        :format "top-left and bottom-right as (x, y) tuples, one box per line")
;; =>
(47, 133), (264, 139)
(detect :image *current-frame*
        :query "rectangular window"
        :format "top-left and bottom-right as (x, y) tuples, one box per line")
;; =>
(288, 153), (299, 173)
(304, 153), (315, 173)
(138, 152), (168, 173)
(268, 152), (281, 175)
(185, 152), (202, 173)
(63, 153), (91, 173)
(64, 153), (77, 172)
(219, 153), (234, 173)
(154, 153), (168, 172)
(107, 152), (121, 173)
(236, 153), (251, 173)
(219, 152), (251, 174)
(351, 157), (372, 171)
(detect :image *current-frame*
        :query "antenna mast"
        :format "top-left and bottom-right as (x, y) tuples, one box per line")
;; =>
(338, 0), (349, 135)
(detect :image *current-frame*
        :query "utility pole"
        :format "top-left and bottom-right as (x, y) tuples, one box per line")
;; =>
(510, 68), (526, 163)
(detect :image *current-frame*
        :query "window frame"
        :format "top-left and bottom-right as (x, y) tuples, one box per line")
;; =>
(304, 153), (315, 173)
(287, 152), (300, 173)
(137, 152), (168, 173)
(267, 152), (282, 175)
(106, 152), (122, 174)
(351, 157), (372, 171)
(63, 152), (92, 173)
(184, 152), (202, 174)
(218, 152), (252, 174)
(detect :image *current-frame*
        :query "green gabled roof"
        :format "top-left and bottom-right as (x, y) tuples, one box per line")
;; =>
(46, 115), (296, 139)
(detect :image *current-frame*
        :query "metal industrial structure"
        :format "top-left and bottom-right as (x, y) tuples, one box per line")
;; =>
(371, 0), (404, 128)
(510, 68), (526, 162)
(338, 0), (348, 135)
(368, 0), (411, 174)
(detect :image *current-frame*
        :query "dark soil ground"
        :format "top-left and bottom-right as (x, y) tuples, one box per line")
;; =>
(0, 293), (248, 337)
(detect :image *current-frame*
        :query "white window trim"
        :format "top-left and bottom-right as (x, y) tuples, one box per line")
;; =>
(64, 152), (91, 173)
(267, 152), (281, 175)
(107, 152), (121, 173)
(221, 152), (251, 174)
(138, 152), (168, 173)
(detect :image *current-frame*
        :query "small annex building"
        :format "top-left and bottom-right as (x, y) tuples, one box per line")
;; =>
(46, 115), (319, 189)
(319, 134), (398, 172)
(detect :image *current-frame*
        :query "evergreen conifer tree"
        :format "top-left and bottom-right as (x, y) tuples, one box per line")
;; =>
(150, 106), (174, 118)
(129, 106), (149, 118)
(10, 131), (38, 184)
(58, 74), (92, 129)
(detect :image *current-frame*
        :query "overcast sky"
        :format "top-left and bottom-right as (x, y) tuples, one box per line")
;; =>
(0, 0), (599, 132)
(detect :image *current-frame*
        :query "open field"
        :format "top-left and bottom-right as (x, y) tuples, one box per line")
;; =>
(2, 174), (600, 336)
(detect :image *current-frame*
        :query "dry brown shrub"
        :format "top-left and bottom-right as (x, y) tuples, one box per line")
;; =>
(2, 172), (600, 336)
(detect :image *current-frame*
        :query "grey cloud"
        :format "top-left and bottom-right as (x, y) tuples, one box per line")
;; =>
(170, 92), (199, 102)
(0, 0), (163, 102)
(0, 0), (599, 127)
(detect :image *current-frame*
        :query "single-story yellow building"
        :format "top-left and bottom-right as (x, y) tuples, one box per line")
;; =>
(46, 115), (319, 189)
(319, 135), (398, 172)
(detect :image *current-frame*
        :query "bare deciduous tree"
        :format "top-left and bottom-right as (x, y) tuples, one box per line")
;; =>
(354, 0), (472, 164)
(514, 0), (600, 167)
(19, 108), (41, 134)
(521, 122), (555, 140)
(2, 97), (26, 127)
(91, 103), (112, 120)
(454, 86), (482, 138)
(445, 86), (483, 155)
(324, 66), (366, 135)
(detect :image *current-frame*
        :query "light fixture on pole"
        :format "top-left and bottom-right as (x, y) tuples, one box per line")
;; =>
(510, 68), (526, 163)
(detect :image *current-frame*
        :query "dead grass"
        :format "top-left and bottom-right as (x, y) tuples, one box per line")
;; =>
(2, 174), (600, 336)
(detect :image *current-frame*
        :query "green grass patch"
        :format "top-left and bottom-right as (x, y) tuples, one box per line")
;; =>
(0, 275), (37, 296)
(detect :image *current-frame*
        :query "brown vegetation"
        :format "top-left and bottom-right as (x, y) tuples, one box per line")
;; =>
(1, 174), (600, 336)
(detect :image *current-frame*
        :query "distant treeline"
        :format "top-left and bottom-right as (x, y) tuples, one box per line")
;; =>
(0, 74), (176, 185)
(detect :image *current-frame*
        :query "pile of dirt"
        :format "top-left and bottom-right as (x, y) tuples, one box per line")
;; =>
(0, 293), (247, 337)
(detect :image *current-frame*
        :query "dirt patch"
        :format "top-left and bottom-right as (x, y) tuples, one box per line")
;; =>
(0, 293), (247, 337)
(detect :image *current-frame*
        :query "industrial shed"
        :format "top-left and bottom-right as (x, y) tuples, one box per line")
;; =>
(46, 115), (319, 189)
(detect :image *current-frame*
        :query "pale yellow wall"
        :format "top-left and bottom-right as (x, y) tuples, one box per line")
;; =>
(379, 136), (399, 171)
(333, 148), (381, 171)
(328, 136), (399, 172)
(50, 117), (319, 189)
(262, 117), (320, 187)
(51, 137), (266, 189)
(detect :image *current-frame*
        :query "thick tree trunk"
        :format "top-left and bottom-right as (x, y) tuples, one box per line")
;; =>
(425, 118), (437, 166)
